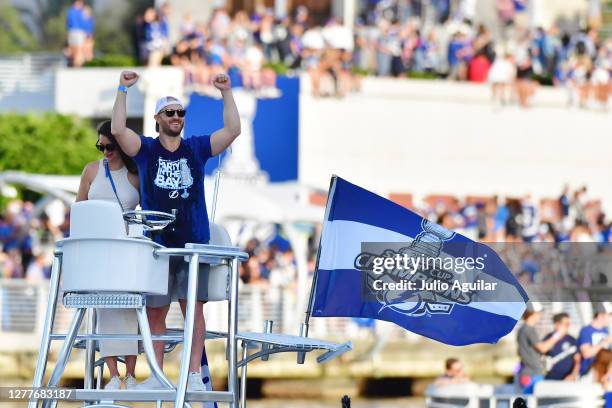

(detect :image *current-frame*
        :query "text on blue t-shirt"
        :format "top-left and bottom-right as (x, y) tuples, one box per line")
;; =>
(134, 134), (213, 247)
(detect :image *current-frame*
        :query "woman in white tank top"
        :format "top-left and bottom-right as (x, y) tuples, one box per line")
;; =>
(76, 120), (140, 390)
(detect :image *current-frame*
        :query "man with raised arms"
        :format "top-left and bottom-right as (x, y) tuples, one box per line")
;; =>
(111, 70), (240, 390)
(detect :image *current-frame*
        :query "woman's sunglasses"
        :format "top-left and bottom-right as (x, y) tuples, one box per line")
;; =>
(162, 109), (186, 118)
(96, 143), (116, 152)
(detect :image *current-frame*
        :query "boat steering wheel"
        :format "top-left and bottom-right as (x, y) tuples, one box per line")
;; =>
(123, 210), (176, 232)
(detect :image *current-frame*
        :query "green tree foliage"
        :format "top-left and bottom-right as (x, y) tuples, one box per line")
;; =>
(94, 9), (134, 55)
(84, 54), (137, 67)
(41, 8), (69, 51)
(94, 0), (153, 58)
(0, 113), (99, 175)
(0, 1), (38, 52)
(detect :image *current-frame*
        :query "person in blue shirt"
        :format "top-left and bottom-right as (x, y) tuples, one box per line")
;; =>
(433, 0), (450, 23)
(111, 70), (240, 391)
(520, 195), (539, 242)
(578, 302), (612, 377)
(66, 0), (86, 67)
(447, 33), (463, 69)
(543, 313), (581, 381)
(158, 2), (171, 43)
(0, 214), (16, 251)
(558, 185), (570, 218)
(142, 7), (168, 66)
(447, 31), (472, 80)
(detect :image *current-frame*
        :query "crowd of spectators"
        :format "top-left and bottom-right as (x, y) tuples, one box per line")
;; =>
(416, 185), (612, 288)
(133, 3), (172, 67)
(129, 3), (367, 96)
(61, 0), (612, 105)
(0, 199), (68, 281)
(517, 303), (611, 393)
(415, 184), (608, 244)
(232, 183), (612, 290)
(439, 303), (611, 395)
(239, 235), (301, 288)
(1, 184), (610, 289)
(351, 1), (611, 108)
(116, 1), (612, 105)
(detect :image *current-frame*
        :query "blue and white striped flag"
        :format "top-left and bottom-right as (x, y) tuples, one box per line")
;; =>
(312, 176), (528, 346)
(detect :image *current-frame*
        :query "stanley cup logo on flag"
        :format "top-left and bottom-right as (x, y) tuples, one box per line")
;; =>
(312, 176), (529, 346)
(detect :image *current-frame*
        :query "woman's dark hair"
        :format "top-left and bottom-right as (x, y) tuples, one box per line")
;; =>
(96, 120), (138, 174)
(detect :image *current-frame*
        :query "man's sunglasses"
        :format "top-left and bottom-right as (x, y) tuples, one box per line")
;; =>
(96, 143), (116, 152)
(162, 109), (186, 118)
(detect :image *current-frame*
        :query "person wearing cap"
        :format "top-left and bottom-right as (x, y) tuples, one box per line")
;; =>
(517, 302), (564, 393)
(110, 70), (240, 391)
(578, 302), (612, 377)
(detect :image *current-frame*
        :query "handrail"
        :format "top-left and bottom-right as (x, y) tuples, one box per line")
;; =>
(154, 246), (248, 260)
(55, 237), (248, 261)
(0, 278), (603, 347)
(50, 333), (185, 341)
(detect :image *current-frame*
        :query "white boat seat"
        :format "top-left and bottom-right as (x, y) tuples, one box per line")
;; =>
(69, 200), (127, 238)
(534, 380), (604, 397)
(426, 382), (494, 408)
(425, 383), (494, 399)
(60, 200), (169, 295)
(185, 223), (233, 301)
(534, 380), (604, 407)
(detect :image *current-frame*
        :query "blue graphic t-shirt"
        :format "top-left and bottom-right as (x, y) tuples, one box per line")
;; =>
(134, 134), (212, 247)
(543, 332), (578, 380)
(577, 324), (609, 376)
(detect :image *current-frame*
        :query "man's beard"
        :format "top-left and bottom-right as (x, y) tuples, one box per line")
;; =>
(160, 122), (183, 137)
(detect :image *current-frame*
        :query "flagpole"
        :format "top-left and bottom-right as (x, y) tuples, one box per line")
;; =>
(201, 151), (226, 408)
(210, 151), (224, 223)
(298, 175), (337, 363)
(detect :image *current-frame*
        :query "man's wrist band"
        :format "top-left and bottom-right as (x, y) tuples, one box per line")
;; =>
(118, 84), (128, 93)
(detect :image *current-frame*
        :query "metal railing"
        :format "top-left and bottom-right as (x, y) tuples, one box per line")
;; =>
(1, 279), (373, 353)
(0, 52), (63, 112)
(0, 278), (599, 354)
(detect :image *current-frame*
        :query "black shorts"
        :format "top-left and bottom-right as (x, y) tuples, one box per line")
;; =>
(146, 257), (211, 307)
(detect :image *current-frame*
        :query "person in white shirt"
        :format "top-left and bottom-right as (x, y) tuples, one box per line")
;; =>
(76, 120), (140, 390)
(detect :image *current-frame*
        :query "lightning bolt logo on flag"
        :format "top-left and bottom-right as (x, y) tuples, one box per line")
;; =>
(312, 176), (528, 346)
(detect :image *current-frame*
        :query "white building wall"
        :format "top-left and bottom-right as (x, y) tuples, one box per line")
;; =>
(54, 67), (184, 133)
(299, 76), (612, 214)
